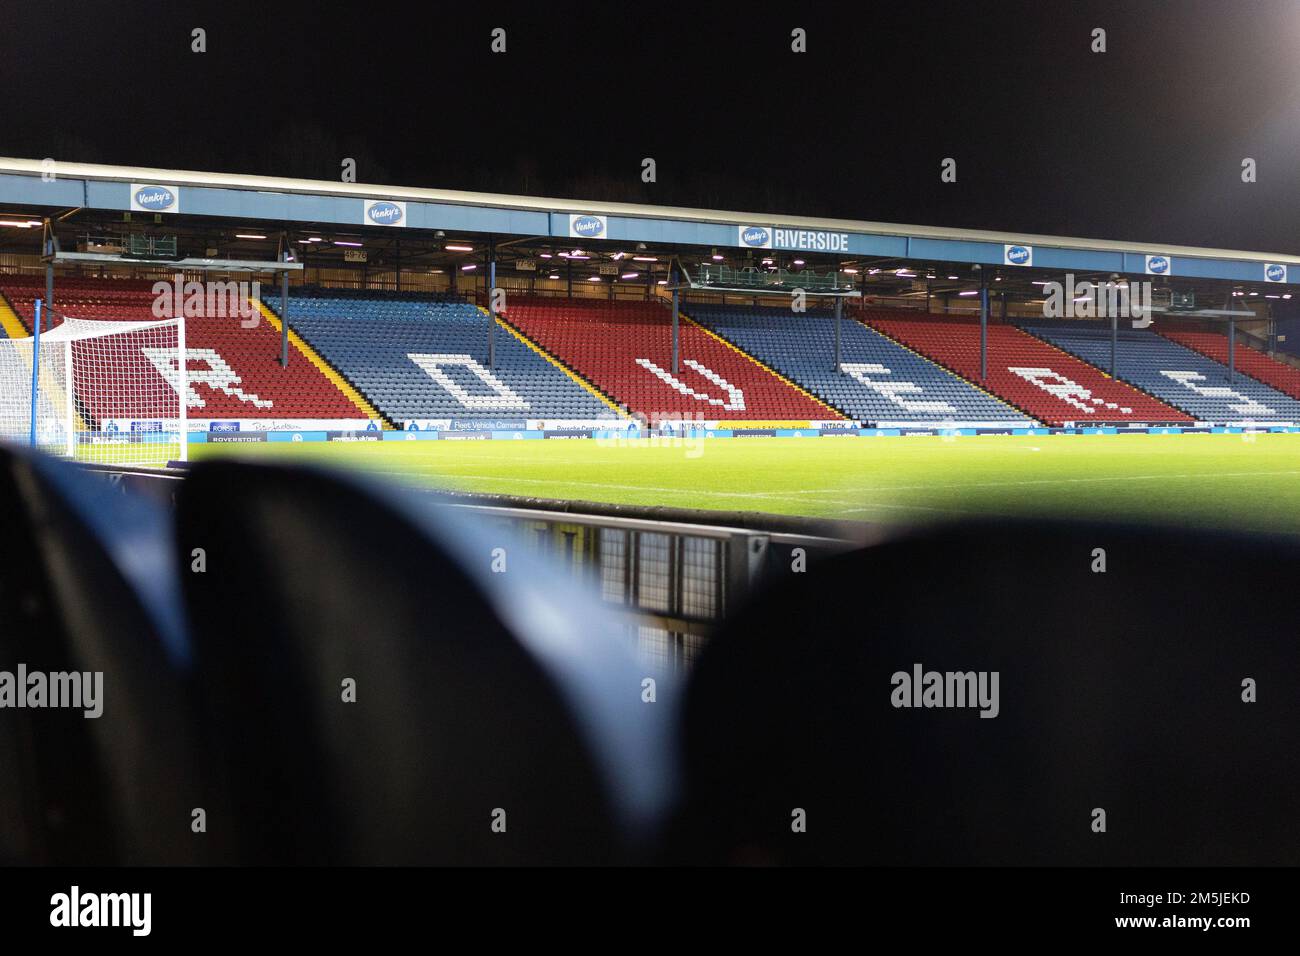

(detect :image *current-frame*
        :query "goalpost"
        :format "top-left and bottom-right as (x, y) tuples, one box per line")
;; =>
(0, 301), (187, 467)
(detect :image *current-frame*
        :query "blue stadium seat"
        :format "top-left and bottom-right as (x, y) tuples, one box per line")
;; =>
(267, 289), (619, 423)
(1022, 321), (1300, 422)
(0, 446), (216, 865)
(175, 460), (676, 864)
(685, 304), (1030, 424)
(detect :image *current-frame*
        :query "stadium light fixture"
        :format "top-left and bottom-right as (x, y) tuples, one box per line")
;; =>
(548, 274), (560, 279)
(711, 254), (724, 261)
(461, 264), (477, 271)
(1266, 294), (1281, 299)
(657, 279), (667, 285)
(632, 256), (657, 262)
(539, 253), (553, 258)
(587, 276), (601, 282)
(0, 220), (38, 228)
(1284, 293), (1293, 299)
(621, 272), (638, 279)
(334, 240), (363, 247)
(843, 268), (859, 274)
(958, 290), (978, 296)
(445, 244), (474, 252)
(793, 259), (805, 266)
(1249, 291), (1259, 296)
(612, 252), (626, 260)
(235, 233), (267, 239)
(569, 255), (590, 260)
(947, 275), (958, 280)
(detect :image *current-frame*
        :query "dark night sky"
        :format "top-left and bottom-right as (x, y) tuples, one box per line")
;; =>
(2, 0), (1299, 251)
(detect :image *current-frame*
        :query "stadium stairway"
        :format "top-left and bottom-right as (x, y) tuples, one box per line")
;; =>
(267, 288), (623, 424)
(684, 303), (1030, 425)
(1159, 327), (1300, 401)
(0, 289), (27, 339)
(501, 296), (845, 422)
(0, 276), (373, 424)
(252, 299), (385, 422)
(863, 310), (1193, 427)
(1022, 320), (1300, 422)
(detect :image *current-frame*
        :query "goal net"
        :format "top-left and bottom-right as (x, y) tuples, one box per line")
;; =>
(0, 315), (186, 467)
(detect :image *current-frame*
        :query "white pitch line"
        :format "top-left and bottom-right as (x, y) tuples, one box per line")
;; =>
(823, 469), (1300, 494)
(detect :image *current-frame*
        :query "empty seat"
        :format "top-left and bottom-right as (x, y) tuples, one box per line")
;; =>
(504, 296), (843, 421)
(0, 276), (369, 424)
(1024, 320), (1300, 422)
(0, 445), (214, 865)
(686, 303), (1029, 425)
(675, 518), (1300, 865)
(271, 289), (620, 423)
(174, 460), (675, 864)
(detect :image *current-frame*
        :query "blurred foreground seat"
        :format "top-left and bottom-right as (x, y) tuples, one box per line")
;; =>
(176, 460), (675, 865)
(675, 520), (1300, 865)
(0, 445), (211, 865)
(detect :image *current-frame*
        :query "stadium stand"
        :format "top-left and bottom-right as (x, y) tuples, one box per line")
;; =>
(1023, 320), (1300, 421)
(684, 303), (1030, 424)
(1160, 327), (1300, 400)
(268, 288), (621, 423)
(0, 276), (369, 422)
(864, 311), (1193, 426)
(502, 296), (844, 421)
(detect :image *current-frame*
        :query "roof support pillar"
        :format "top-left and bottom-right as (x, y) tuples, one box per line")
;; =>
(280, 252), (290, 368)
(979, 277), (989, 381)
(1110, 309), (1118, 377)
(834, 295), (843, 374)
(487, 240), (496, 370)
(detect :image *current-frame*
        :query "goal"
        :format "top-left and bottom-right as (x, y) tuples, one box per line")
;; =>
(0, 311), (187, 467)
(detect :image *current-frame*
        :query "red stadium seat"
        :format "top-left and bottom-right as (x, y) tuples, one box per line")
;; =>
(0, 276), (366, 422)
(1161, 328), (1300, 400)
(502, 295), (844, 421)
(863, 309), (1192, 426)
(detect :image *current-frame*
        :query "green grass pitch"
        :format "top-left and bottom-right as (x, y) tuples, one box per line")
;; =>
(191, 433), (1300, 533)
